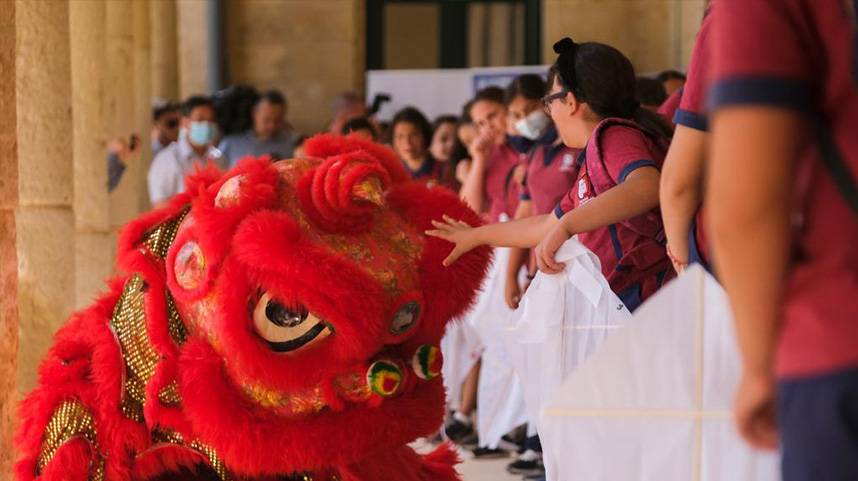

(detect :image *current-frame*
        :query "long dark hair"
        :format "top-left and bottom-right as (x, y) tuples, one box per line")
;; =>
(391, 106), (433, 147)
(550, 38), (674, 139)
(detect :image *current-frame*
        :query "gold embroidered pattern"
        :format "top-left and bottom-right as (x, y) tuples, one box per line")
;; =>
(36, 400), (104, 481)
(242, 382), (326, 416)
(141, 206), (190, 259)
(110, 273), (159, 421)
(274, 161), (424, 298)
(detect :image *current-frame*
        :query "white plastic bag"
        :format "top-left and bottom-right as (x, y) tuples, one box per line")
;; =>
(539, 265), (780, 481)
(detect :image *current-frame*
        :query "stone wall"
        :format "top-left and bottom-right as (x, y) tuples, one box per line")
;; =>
(0, 3), (18, 478)
(225, 0), (366, 134)
(544, 0), (706, 74)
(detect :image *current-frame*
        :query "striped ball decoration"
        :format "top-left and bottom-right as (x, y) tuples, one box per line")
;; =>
(366, 360), (403, 397)
(411, 345), (442, 381)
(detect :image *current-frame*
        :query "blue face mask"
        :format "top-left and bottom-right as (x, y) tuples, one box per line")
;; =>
(188, 121), (216, 147)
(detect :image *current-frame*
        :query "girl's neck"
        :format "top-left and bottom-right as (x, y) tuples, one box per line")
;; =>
(575, 117), (602, 148)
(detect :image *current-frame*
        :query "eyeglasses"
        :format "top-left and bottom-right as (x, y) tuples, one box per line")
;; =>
(541, 90), (569, 114)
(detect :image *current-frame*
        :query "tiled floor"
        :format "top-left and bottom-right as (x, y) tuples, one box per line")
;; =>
(412, 440), (521, 481)
(457, 453), (520, 481)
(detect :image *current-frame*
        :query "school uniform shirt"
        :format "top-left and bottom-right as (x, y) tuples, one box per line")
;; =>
(674, 7), (713, 132)
(220, 128), (295, 167)
(709, 0), (858, 377)
(520, 142), (581, 215)
(486, 143), (526, 222)
(674, 5), (714, 269)
(147, 139), (225, 205)
(402, 155), (456, 190)
(554, 119), (671, 311)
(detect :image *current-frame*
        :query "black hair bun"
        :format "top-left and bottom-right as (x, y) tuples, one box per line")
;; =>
(553, 37), (577, 55)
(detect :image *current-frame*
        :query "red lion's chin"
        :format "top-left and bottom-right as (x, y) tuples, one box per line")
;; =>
(178, 339), (446, 477)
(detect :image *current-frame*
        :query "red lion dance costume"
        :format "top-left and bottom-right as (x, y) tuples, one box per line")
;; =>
(15, 135), (490, 481)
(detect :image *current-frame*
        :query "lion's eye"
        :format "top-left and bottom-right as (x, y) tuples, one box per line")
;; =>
(253, 292), (331, 353)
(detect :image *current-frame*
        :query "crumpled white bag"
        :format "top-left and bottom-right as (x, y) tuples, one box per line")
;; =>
(539, 264), (780, 481)
(498, 237), (632, 444)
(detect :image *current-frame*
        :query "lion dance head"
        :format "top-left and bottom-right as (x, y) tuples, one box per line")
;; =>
(15, 134), (490, 481)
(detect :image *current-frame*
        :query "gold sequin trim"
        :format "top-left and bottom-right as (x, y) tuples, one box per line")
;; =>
(189, 440), (232, 481)
(141, 206), (190, 259)
(110, 273), (159, 421)
(150, 427), (184, 445)
(157, 381), (182, 406)
(165, 290), (189, 345)
(36, 400), (105, 481)
(150, 429), (232, 481)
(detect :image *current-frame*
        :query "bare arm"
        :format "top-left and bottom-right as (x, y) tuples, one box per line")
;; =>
(707, 107), (801, 376)
(458, 154), (488, 213)
(504, 200), (534, 308)
(458, 136), (494, 213)
(660, 125), (707, 271)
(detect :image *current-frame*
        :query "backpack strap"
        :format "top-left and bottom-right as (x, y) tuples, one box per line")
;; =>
(585, 118), (668, 243)
(813, 117), (858, 216)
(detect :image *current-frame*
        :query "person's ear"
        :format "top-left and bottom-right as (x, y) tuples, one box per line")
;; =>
(564, 92), (581, 116)
(181, 117), (191, 129)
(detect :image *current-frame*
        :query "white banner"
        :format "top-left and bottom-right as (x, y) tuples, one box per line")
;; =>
(366, 65), (549, 122)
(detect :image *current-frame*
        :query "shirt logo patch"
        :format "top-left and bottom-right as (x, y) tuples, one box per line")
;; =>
(578, 178), (588, 200)
(560, 154), (575, 172)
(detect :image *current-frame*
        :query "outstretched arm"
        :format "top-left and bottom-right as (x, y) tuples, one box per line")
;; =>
(426, 213), (557, 266)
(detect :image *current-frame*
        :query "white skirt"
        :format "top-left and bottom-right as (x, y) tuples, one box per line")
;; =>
(464, 246), (529, 448)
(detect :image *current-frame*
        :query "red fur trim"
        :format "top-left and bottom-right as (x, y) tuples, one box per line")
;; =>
(130, 445), (209, 481)
(179, 339), (447, 476)
(16, 280), (148, 481)
(420, 443), (462, 481)
(386, 184), (492, 345)
(183, 164), (224, 197)
(38, 438), (93, 481)
(302, 133), (409, 184)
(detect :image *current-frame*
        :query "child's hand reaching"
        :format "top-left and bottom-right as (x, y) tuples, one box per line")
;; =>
(535, 222), (570, 274)
(425, 215), (480, 266)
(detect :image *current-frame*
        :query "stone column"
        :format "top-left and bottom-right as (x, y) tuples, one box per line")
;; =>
(0, 3), (18, 477)
(14, 0), (77, 394)
(177, 0), (209, 97)
(106, 0), (142, 229)
(150, 0), (179, 101)
(134, 0), (153, 212)
(69, 0), (113, 310)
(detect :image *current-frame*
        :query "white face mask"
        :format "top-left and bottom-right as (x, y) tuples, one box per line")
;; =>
(514, 110), (551, 141)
